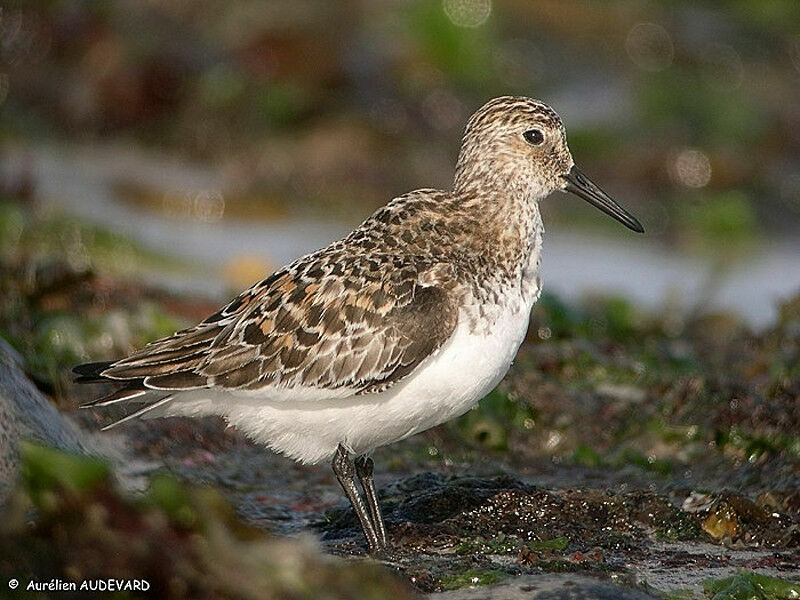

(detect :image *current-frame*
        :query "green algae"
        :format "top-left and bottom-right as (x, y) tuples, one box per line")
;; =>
(679, 191), (761, 251)
(498, 287), (800, 494)
(661, 590), (698, 600)
(454, 533), (521, 555)
(652, 564), (800, 599)
(715, 428), (800, 462)
(455, 390), (536, 451)
(531, 292), (648, 344)
(703, 571), (800, 600)
(440, 568), (507, 590)
(21, 442), (109, 505)
(146, 473), (202, 531)
(1, 301), (183, 400)
(527, 536), (569, 551)
(571, 445), (605, 468)
(571, 445), (673, 476)
(618, 448), (673, 476)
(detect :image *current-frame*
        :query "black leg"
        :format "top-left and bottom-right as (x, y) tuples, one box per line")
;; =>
(331, 444), (381, 554)
(354, 455), (389, 549)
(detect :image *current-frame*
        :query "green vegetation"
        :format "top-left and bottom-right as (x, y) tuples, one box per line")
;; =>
(0, 199), (188, 399)
(527, 536), (569, 551)
(703, 571), (800, 600)
(440, 568), (506, 590)
(455, 390), (536, 451)
(22, 442), (109, 505)
(454, 533), (520, 555)
(452, 287), (800, 492)
(0, 200), (185, 275)
(406, 1), (495, 89)
(4, 303), (182, 399)
(2, 443), (416, 600)
(636, 69), (765, 148)
(680, 191), (760, 247)
(661, 590), (698, 600)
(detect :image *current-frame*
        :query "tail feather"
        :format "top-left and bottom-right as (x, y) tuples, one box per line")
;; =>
(101, 394), (175, 431)
(80, 385), (148, 408)
(75, 359), (176, 428)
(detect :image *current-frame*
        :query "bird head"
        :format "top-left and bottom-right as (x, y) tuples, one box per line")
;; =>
(454, 96), (644, 233)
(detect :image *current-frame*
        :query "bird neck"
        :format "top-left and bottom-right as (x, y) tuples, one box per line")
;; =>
(453, 184), (543, 278)
(452, 144), (543, 243)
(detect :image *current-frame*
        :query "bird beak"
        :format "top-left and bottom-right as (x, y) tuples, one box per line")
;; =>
(561, 166), (644, 233)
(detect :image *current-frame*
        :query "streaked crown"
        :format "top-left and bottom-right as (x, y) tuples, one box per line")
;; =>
(453, 96), (574, 198)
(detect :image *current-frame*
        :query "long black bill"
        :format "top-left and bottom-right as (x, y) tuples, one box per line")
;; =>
(562, 166), (644, 233)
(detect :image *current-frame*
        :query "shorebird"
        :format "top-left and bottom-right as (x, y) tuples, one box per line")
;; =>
(75, 96), (644, 555)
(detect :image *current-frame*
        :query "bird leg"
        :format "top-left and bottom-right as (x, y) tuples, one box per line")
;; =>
(354, 455), (389, 549)
(332, 443), (381, 554)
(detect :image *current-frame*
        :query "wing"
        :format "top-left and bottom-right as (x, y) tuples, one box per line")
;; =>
(76, 251), (460, 397)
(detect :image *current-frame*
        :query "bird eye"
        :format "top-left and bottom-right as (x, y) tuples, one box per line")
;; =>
(523, 129), (544, 145)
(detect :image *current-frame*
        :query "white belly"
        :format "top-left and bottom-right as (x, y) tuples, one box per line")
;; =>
(164, 300), (534, 464)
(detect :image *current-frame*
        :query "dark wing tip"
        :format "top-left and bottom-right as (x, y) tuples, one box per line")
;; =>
(72, 360), (114, 383)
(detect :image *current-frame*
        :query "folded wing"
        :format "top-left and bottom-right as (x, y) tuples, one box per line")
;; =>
(76, 252), (459, 399)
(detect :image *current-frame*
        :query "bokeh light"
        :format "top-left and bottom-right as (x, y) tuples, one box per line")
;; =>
(625, 22), (674, 72)
(161, 190), (226, 222)
(442, 0), (491, 28)
(671, 148), (712, 188)
(193, 191), (226, 223)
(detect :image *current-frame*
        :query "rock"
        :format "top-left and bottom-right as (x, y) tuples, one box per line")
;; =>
(0, 338), (91, 499)
(427, 574), (658, 599)
(319, 473), (532, 543)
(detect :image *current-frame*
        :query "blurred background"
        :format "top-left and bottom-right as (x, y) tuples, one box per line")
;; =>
(2, 5), (800, 590)
(2, 0), (799, 327)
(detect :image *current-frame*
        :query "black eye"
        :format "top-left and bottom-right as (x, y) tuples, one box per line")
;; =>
(523, 129), (544, 145)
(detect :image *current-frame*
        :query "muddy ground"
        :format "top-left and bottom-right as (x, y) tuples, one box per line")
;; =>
(1, 200), (799, 598)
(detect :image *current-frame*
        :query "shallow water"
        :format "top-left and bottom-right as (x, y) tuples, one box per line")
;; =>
(6, 144), (800, 328)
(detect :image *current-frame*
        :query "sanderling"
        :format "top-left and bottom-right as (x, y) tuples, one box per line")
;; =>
(75, 96), (644, 555)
